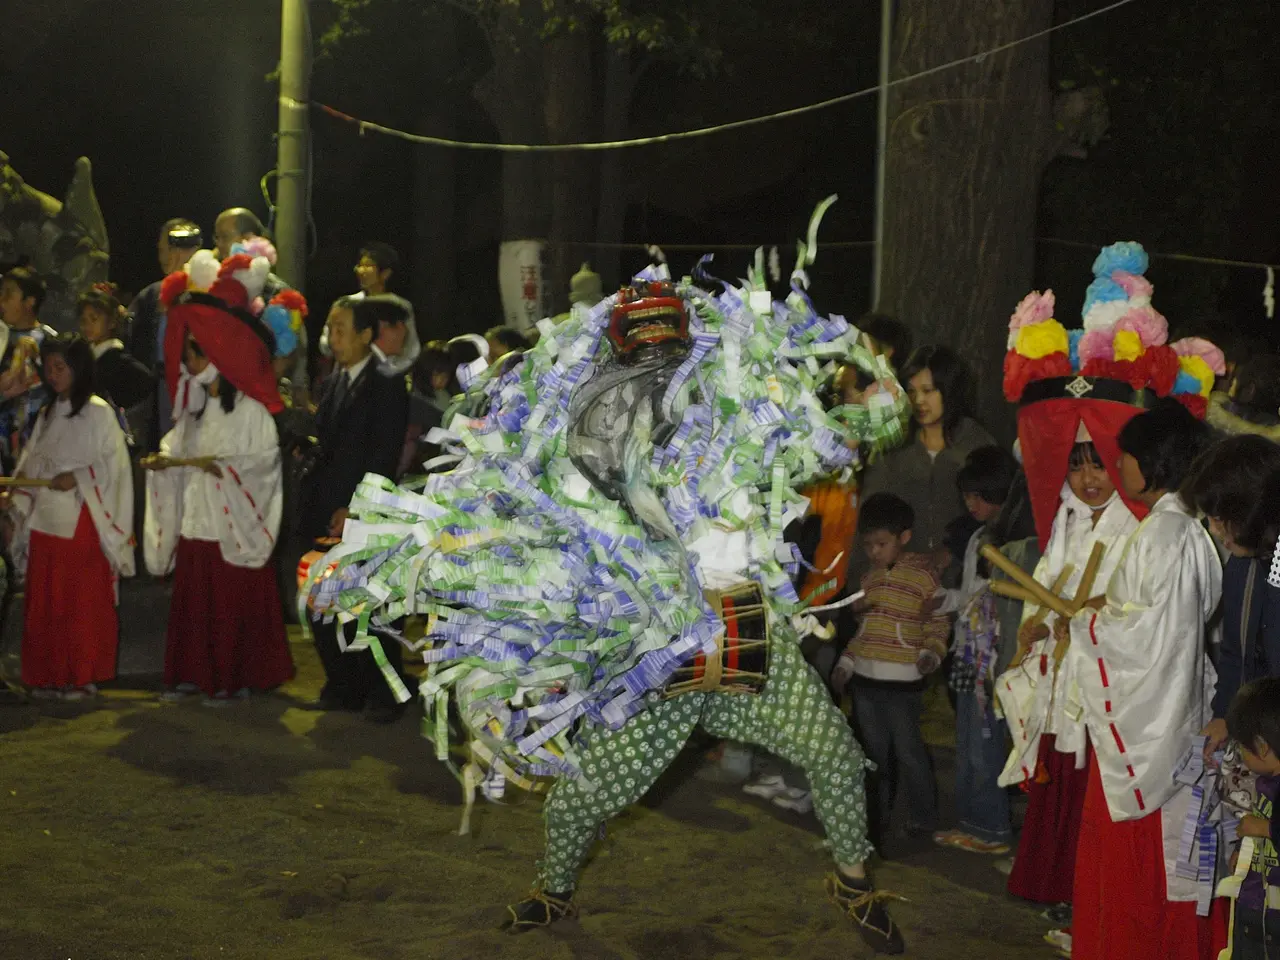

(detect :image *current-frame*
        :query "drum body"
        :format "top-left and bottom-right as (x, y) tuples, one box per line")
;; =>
(664, 582), (770, 698)
(295, 539), (341, 612)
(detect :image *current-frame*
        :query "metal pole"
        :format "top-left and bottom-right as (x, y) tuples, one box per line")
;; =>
(870, 0), (892, 309)
(276, 0), (311, 291)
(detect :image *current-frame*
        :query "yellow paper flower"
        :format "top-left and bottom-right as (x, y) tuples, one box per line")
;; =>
(1113, 330), (1143, 362)
(1179, 355), (1215, 397)
(1016, 319), (1069, 360)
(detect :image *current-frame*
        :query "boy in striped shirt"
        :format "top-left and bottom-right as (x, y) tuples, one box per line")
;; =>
(833, 492), (951, 838)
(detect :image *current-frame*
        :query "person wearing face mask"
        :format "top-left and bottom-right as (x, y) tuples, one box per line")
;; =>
(996, 425), (1142, 924)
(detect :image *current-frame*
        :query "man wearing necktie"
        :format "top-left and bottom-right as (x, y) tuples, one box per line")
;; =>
(298, 296), (410, 719)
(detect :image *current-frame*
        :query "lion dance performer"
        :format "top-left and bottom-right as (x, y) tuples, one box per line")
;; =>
(302, 203), (912, 953)
(996, 241), (1228, 958)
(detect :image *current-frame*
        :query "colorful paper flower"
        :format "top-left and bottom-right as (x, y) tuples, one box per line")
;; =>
(1113, 329), (1143, 362)
(1091, 241), (1149, 279)
(1173, 393), (1209, 419)
(1078, 328), (1116, 364)
(1115, 305), (1168, 349)
(1068, 329), (1085, 371)
(1010, 290), (1056, 331)
(1015, 319), (1069, 360)
(1082, 277), (1128, 319)
(1112, 270), (1153, 301)
(1170, 337), (1227, 377)
(1141, 345), (1180, 396)
(1003, 349), (1072, 402)
(1082, 298), (1131, 332)
(1177, 355), (1215, 397)
(1172, 370), (1204, 396)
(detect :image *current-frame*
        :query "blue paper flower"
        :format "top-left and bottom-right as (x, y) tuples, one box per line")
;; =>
(262, 304), (298, 357)
(1172, 371), (1203, 396)
(1091, 241), (1149, 279)
(1068, 329), (1085, 371)
(1081, 277), (1128, 318)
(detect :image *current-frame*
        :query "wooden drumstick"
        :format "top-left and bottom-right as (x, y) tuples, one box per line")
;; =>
(989, 580), (1037, 603)
(1052, 541), (1107, 664)
(1007, 566), (1073, 669)
(0, 476), (52, 488)
(1071, 541), (1106, 612)
(981, 544), (1075, 619)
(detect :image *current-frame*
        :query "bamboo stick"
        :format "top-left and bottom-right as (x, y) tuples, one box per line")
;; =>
(0, 476), (52, 488)
(1007, 565), (1073, 669)
(981, 544), (1075, 619)
(989, 580), (1037, 603)
(1053, 541), (1107, 665)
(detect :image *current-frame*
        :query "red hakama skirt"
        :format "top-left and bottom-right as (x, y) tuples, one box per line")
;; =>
(1007, 733), (1090, 904)
(22, 506), (119, 689)
(164, 538), (295, 695)
(1071, 752), (1228, 960)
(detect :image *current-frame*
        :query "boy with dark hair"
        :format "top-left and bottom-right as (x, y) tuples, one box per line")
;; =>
(0, 266), (55, 474)
(933, 446), (1020, 854)
(1226, 677), (1280, 959)
(833, 491), (951, 838)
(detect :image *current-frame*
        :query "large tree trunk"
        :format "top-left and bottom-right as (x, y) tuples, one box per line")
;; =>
(878, 0), (1057, 441)
(474, 1), (549, 242)
(543, 29), (597, 314)
(412, 14), (458, 335)
(593, 47), (636, 294)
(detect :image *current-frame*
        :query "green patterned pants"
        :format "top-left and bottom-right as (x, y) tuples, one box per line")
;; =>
(537, 638), (874, 891)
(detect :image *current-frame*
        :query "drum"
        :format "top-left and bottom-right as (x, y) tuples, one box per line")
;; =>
(296, 538), (342, 611)
(664, 582), (770, 697)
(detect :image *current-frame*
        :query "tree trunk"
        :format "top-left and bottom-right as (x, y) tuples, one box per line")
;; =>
(474, 1), (549, 243)
(543, 29), (597, 314)
(878, 0), (1057, 441)
(412, 14), (458, 335)
(593, 47), (635, 294)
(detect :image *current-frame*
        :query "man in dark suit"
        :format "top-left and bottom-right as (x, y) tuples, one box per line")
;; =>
(299, 295), (410, 720)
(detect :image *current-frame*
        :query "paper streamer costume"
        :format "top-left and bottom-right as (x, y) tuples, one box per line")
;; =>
(304, 200), (912, 950)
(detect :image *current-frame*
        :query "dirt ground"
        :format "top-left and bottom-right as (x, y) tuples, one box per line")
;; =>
(0, 631), (1057, 960)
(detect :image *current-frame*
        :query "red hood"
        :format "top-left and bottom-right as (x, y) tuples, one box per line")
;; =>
(164, 294), (283, 415)
(1018, 395), (1147, 550)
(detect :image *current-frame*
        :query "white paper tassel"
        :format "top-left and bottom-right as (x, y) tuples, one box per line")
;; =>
(1264, 267), (1275, 320)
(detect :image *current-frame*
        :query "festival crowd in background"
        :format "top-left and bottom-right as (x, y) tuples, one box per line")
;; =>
(0, 210), (1278, 960)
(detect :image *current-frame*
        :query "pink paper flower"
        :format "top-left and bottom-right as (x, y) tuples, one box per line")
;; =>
(1010, 290), (1055, 331)
(1170, 337), (1227, 377)
(1115, 305), (1168, 348)
(1112, 270), (1153, 300)
(1077, 328), (1115, 365)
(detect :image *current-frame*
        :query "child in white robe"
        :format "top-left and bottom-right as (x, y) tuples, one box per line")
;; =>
(2, 334), (134, 699)
(1063, 400), (1225, 960)
(144, 335), (293, 705)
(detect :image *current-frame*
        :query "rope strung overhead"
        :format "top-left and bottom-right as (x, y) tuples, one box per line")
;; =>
(306, 0), (1144, 153)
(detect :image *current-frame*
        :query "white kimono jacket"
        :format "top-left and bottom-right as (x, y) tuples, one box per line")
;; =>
(996, 491), (1138, 786)
(1066, 493), (1221, 901)
(144, 393), (282, 573)
(9, 396), (135, 579)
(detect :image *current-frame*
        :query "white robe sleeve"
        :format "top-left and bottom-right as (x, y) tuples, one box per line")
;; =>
(72, 402), (135, 578)
(1066, 503), (1221, 823)
(5, 414), (49, 576)
(143, 419), (189, 576)
(209, 400), (282, 569)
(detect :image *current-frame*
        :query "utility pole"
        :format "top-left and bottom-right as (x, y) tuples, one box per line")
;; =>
(276, 0), (311, 291)
(871, 0), (892, 309)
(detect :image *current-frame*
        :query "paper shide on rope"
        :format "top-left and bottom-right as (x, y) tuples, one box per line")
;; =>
(302, 196), (908, 807)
